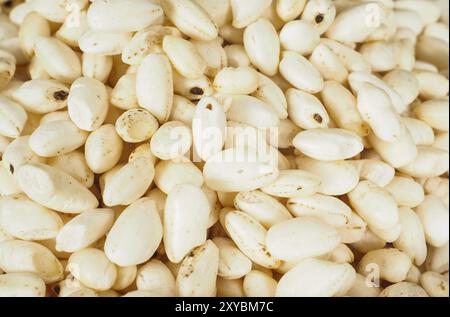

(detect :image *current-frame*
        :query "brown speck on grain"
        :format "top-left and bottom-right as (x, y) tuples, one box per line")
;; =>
(53, 90), (69, 101)
(52, 285), (60, 295)
(2, 0), (13, 8)
(315, 14), (324, 24)
(190, 87), (204, 95)
(313, 113), (323, 123)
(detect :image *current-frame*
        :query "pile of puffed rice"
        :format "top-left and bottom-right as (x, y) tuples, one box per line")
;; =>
(0, 0), (449, 297)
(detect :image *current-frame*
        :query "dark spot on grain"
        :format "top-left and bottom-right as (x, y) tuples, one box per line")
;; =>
(190, 87), (204, 95)
(53, 285), (60, 295)
(2, 0), (12, 8)
(9, 164), (14, 174)
(53, 90), (69, 101)
(315, 14), (324, 24)
(206, 104), (213, 111)
(313, 113), (323, 123)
